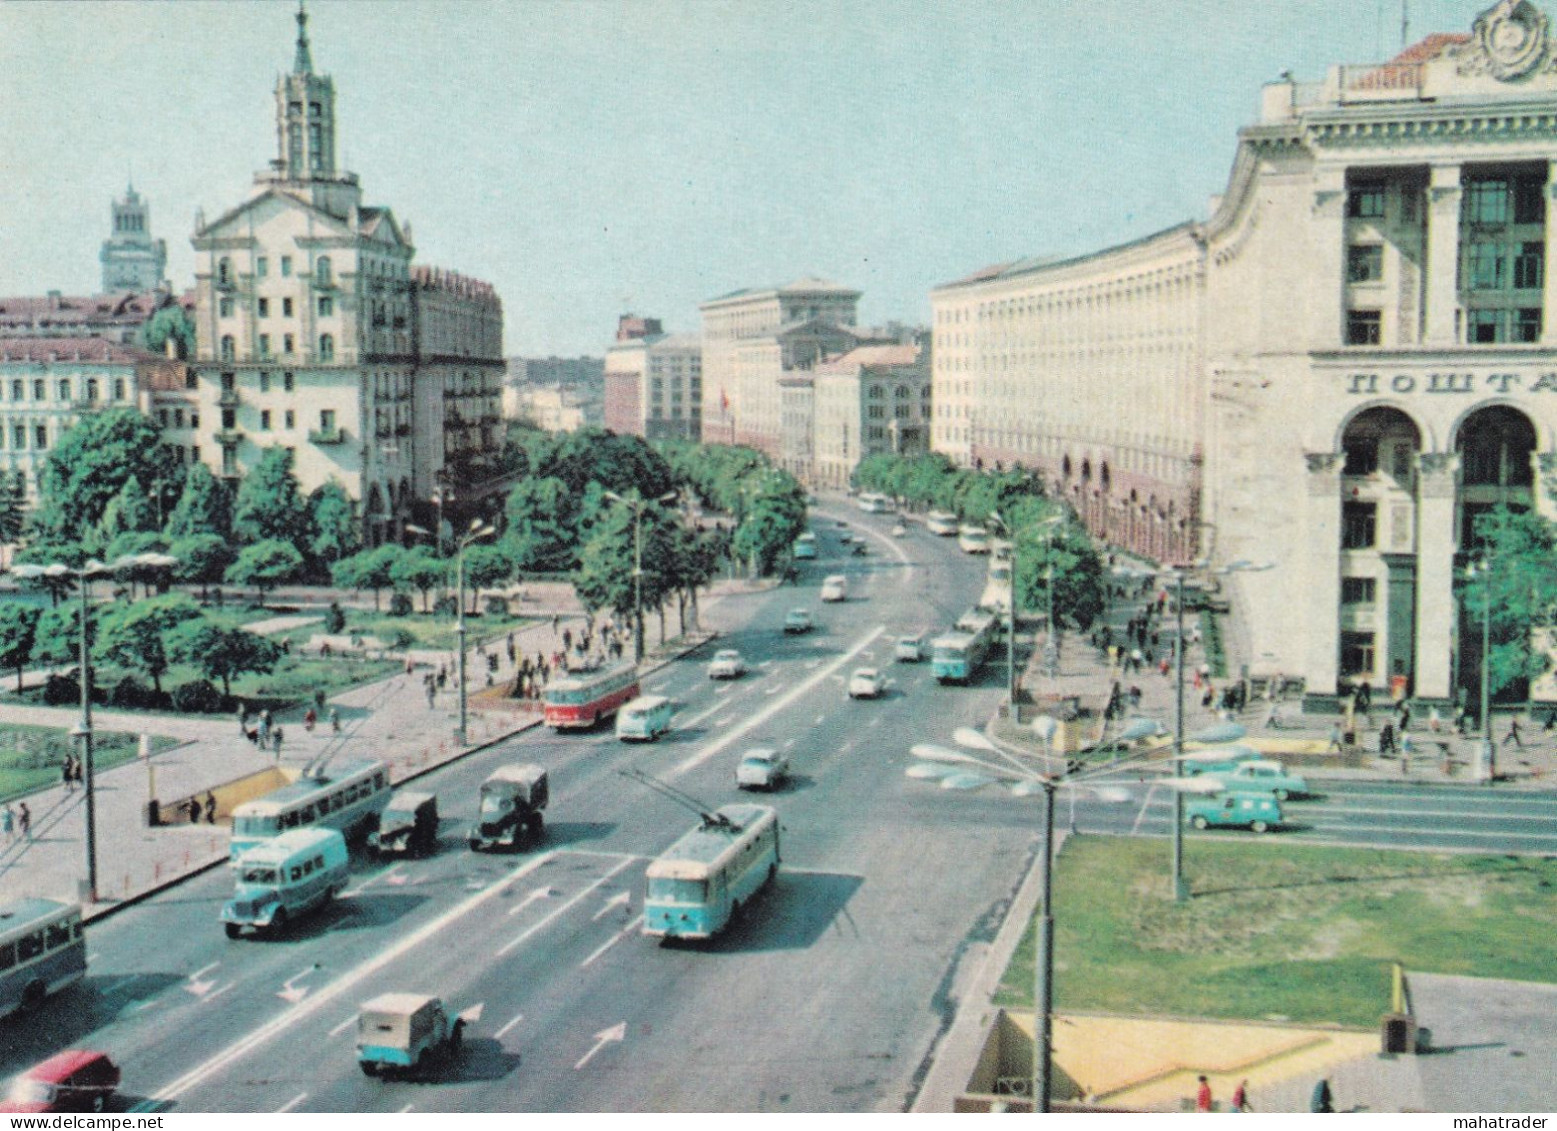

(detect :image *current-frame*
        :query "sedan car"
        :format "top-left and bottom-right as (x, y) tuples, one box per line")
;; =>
(1214, 759), (1310, 801)
(848, 668), (886, 699)
(735, 747), (789, 791)
(783, 608), (813, 634)
(707, 649), (747, 679)
(1183, 791), (1283, 833)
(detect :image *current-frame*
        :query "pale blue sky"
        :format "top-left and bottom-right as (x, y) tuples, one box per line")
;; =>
(0, 0), (1489, 355)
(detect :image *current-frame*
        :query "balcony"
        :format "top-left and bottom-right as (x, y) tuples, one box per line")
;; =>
(218, 388), (241, 408)
(216, 429), (243, 447)
(308, 426), (346, 445)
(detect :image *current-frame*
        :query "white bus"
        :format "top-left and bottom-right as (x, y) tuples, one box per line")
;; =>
(229, 758), (392, 862)
(221, 827), (350, 938)
(857, 493), (894, 514)
(0, 898), (86, 1018)
(926, 511), (960, 536)
(643, 804), (780, 940)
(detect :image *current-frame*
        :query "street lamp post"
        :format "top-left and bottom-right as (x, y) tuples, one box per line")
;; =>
(989, 512), (1062, 714)
(407, 518), (494, 745)
(13, 552), (177, 904)
(1468, 559), (1496, 782)
(604, 490), (678, 667)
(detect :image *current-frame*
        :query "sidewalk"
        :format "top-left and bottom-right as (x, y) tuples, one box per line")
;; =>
(0, 581), (755, 919)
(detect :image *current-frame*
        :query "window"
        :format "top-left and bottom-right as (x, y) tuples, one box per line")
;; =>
(217, 258), (232, 286)
(258, 298), (270, 317)
(1466, 242), (1505, 290)
(1342, 502), (1377, 549)
(1514, 175), (1546, 224)
(256, 257), (269, 278)
(191, 445), (200, 464)
(184, 370), (196, 391)
(309, 124), (323, 170)
(258, 334), (271, 358)
(1346, 310), (1381, 346)
(222, 447), (236, 475)
(115, 378), (126, 400)
(318, 296), (334, 317)
(9, 381), (19, 401)
(1514, 242), (1544, 290)
(282, 297), (294, 318)
(158, 409), (169, 427)
(1341, 577), (1377, 604)
(57, 380), (70, 401)
(219, 297), (234, 318)
(1340, 632), (1376, 677)
(191, 412), (200, 429)
(285, 410), (295, 429)
(11, 425), (23, 449)
(220, 335), (235, 361)
(1348, 186), (1385, 219)
(1347, 245), (1383, 283)
(260, 410), (272, 431)
(32, 380), (42, 400)
(221, 409), (235, 429)
(316, 257), (332, 286)
(173, 409), (184, 427)
(284, 372), (295, 392)
(319, 334), (334, 361)
(321, 409), (336, 433)
(86, 379), (98, 401)
(1517, 307), (1543, 343)
(1469, 309), (1503, 343)
(34, 425), (47, 450)
(284, 334), (295, 355)
(1466, 178), (1510, 225)
(259, 372), (271, 393)
(281, 256), (292, 277)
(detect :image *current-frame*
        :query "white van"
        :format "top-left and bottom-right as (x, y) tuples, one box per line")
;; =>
(220, 826), (349, 938)
(926, 511), (959, 536)
(616, 694), (674, 742)
(821, 575), (848, 602)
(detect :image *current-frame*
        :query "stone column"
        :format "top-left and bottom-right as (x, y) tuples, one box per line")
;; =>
(1412, 452), (1459, 705)
(1545, 160), (1557, 344)
(1425, 163), (1463, 346)
(1302, 452), (1344, 705)
(1312, 166), (1349, 347)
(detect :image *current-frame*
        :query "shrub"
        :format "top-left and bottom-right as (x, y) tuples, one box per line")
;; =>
(388, 628), (415, 650)
(325, 601), (347, 634)
(388, 591), (414, 617)
(110, 676), (155, 710)
(434, 595), (458, 618)
(485, 595), (510, 616)
(171, 678), (231, 714)
(43, 673), (81, 706)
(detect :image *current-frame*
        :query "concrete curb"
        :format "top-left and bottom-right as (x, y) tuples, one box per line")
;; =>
(77, 627), (720, 925)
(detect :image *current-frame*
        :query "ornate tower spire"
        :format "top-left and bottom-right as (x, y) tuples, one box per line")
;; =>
(294, 1), (313, 74)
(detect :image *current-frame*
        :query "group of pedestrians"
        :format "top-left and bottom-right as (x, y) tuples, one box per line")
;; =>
(1191, 1075), (1334, 1113)
(59, 755), (82, 792)
(1, 802), (30, 843)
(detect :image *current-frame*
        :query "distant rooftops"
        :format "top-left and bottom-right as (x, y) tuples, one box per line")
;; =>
(0, 289), (181, 325)
(0, 336), (164, 365)
(410, 265), (498, 303)
(814, 344), (923, 373)
(703, 276), (862, 305)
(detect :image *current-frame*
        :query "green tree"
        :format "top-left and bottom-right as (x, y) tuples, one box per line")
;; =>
(95, 593), (202, 695)
(0, 603), (40, 691)
(99, 476), (159, 543)
(308, 481), (360, 567)
(573, 504), (637, 624)
(232, 447), (312, 549)
(103, 530), (172, 598)
(11, 537), (89, 606)
(32, 408), (179, 540)
(1465, 507), (1557, 700)
(31, 602), (91, 671)
(463, 543), (513, 615)
(169, 621), (283, 697)
(168, 533), (235, 598)
(390, 546), (447, 613)
(137, 303), (196, 360)
(501, 476), (579, 573)
(0, 468), (27, 565)
(165, 463), (233, 541)
(332, 543), (405, 612)
(732, 476), (807, 576)
(224, 539), (305, 606)
(1012, 515), (1106, 636)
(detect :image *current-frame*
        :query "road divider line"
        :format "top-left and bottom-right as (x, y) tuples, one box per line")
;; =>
(277, 1093), (308, 1113)
(497, 857), (638, 958)
(327, 1014), (356, 1038)
(672, 625), (885, 778)
(581, 915), (645, 968)
(149, 852), (559, 1104)
(495, 1012), (525, 1040)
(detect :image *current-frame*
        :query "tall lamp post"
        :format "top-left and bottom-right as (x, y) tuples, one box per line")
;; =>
(604, 490), (678, 666)
(988, 512), (1062, 712)
(407, 518), (494, 745)
(13, 551), (177, 903)
(1467, 558), (1496, 782)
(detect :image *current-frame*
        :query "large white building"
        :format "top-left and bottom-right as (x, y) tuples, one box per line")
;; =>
(933, 0), (1557, 712)
(602, 316), (702, 441)
(188, 7), (502, 544)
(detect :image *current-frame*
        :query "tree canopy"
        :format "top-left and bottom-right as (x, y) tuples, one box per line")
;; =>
(232, 447), (312, 548)
(32, 409), (180, 541)
(166, 463), (233, 542)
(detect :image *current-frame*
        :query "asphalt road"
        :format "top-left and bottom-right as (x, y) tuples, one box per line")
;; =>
(2, 509), (1046, 1113)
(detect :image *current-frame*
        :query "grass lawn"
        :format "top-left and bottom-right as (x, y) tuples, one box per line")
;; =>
(0, 723), (179, 804)
(995, 835), (1557, 1027)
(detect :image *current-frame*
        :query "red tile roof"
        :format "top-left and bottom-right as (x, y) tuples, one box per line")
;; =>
(0, 337), (160, 365)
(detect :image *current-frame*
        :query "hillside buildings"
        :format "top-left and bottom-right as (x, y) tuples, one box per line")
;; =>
(932, 0), (1557, 712)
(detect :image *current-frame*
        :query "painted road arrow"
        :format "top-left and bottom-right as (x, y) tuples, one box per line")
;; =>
(592, 891), (631, 921)
(185, 962), (219, 997)
(574, 1022), (626, 1070)
(277, 964), (321, 1004)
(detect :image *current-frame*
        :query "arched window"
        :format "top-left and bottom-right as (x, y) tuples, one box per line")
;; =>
(217, 258), (231, 286)
(319, 333), (335, 361)
(220, 335), (235, 361)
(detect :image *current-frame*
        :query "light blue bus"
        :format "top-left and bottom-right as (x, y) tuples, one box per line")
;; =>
(932, 609), (1000, 683)
(229, 758), (392, 863)
(643, 804), (780, 941)
(0, 899), (86, 1018)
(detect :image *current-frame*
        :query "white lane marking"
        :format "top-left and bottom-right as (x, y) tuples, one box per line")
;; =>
(507, 887), (555, 916)
(764, 684), (784, 696)
(592, 891), (630, 921)
(497, 856), (638, 957)
(277, 1093), (308, 1113)
(205, 982), (236, 1004)
(1130, 784), (1159, 837)
(868, 716), (883, 728)
(278, 966), (320, 1004)
(345, 862), (404, 896)
(783, 739), (797, 749)
(398, 1103), (416, 1114)
(149, 852), (558, 1103)
(328, 1014), (356, 1038)
(805, 659), (823, 670)
(495, 1012), (525, 1040)
(575, 1022), (627, 1070)
(672, 625), (884, 778)
(580, 915), (645, 969)
(185, 961), (220, 997)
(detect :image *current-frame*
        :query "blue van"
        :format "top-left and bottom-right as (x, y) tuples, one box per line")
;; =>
(221, 827), (349, 937)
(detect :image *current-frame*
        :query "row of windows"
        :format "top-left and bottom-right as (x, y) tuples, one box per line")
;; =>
(219, 295), (336, 320)
(220, 335), (334, 362)
(217, 255), (325, 286)
(0, 917), (80, 972)
(4, 377), (128, 403)
(2, 424), (51, 451)
(156, 408), (199, 430)
(1348, 174), (1544, 227)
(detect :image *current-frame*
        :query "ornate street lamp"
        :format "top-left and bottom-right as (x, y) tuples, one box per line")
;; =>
(406, 519), (494, 745)
(603, 490), (678, 666)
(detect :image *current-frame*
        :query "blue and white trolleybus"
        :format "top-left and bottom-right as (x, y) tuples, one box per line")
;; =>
(643, 804), (780, 940)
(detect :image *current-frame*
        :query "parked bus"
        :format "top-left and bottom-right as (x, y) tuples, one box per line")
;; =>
(0, 899), (85, 1019)
(957, 525), (991, 554)
(932, 609), (1000, 683)
(544, 663), (641, 729)
(221, 827), (350, 938)
(857, 492), (894, 514)
(643, 804), (780, 941)
(228, 758), (391, 862)
(926, 511), (959, 536)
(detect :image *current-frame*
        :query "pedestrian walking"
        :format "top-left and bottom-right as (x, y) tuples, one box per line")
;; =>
(19, 802), (32, 841)
(329, 706), (341, 734)
(61, 757), (73, 792)
(2, 804), (14, 843)
(1503, 717), (1524, 748)
(1310, 1078), (1334, 1113)
(204, 792), (217, 824)
(237, 707), (248, 736)
(271, 727), (284, 758)
(258, 709), (272, 746)
(187, 798), (200, 824)
(303, 707), (317, 732)
(1379, 721), (1396, 756)
(425, 678), (436, 708)
(1232, 1079), (1250, 1113)
(551, 613), (560, 635)
(1195, 1075), (1212, 1113)
(1262, 701), (1280, 729)
(1428, 706), (1442, 734)
(1327, 722), (1345, 754)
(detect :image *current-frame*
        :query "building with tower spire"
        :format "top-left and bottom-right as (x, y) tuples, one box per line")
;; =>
(100, 183), (167, 293)
(186, 3), (504, 545)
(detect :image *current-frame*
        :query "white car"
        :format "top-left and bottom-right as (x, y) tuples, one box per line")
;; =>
(848, 668), (886, 699)
(707, 649), (747, 679)
(895, 633), (925, 662)
(821, 575), (848, 602)
(891, 522), (908, 537)
(783, 608), (814, 634)
(735, 747), (789, 791)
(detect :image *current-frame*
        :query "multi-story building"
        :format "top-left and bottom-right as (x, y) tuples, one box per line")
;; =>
(699, 278), (864, 454)
(512, 386), (589, 433)
(812, 343), (932, 489)
(186, 7), (501, 544)
(503, 356), (603, 425)
(933, 0), (1557, 714)
(0, 289), (189, 346)
(0, 338), (186, 502)
(100, 184), (168, 294)
(603, 316), (702, 441)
